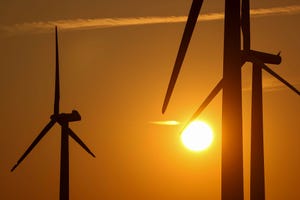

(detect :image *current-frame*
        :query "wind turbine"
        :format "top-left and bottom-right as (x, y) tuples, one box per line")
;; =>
(187, 2), (299, 200)
(11, 26), (96, 200)
(187, 1), (297, 200)
(162, 0), (299, 200)
(162, 1), (244, 199)
(241, 1), (299, 200)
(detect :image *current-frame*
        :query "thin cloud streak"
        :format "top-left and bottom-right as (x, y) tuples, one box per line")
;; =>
(1, 5), (300, 35)
(149, 121), (180, 126)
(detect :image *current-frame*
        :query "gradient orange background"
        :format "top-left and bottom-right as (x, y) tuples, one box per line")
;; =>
(0, 1), (299, 199)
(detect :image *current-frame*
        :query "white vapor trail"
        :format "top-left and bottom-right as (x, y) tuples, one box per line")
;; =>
(1, 5), (300, 35)
(149, 120), (180, 126)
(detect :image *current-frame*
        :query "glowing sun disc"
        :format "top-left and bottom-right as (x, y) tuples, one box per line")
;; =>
(181, 121), (213, 151)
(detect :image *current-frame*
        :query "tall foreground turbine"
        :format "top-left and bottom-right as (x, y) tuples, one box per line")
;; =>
(162, 0), (299, 200)
(162, 1), (244, 199)
(11, 27), (96, 200)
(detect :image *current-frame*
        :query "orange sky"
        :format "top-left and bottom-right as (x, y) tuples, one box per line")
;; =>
(0, 1), (299, 199)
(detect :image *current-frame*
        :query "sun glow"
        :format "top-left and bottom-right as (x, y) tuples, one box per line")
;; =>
(181, 121), (213, 151)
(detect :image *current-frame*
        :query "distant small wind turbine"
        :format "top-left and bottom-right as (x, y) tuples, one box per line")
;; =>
(11, 26), (95, 200)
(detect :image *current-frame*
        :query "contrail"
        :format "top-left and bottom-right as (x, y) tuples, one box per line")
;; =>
(149, 120), (180, 126)
(1, 5), (300, 35)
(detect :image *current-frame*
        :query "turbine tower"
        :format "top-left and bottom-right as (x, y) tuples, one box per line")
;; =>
(221, 1), (244, 198)
(162, 0), (300, 200)
(11, 26), (96, 200)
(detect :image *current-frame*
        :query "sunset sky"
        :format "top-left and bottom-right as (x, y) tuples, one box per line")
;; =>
(1, 0), (299, 199)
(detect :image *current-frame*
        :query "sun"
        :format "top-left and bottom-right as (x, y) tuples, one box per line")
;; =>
(181, 121), (214, 152)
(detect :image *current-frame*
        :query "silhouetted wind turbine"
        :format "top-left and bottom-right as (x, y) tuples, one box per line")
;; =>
(162, 1), (299, 200)
(11, 26), (95, 200)
(241, 1), (299, 200)
(162, 1), (244, 199)
(172, 1), (299, 199)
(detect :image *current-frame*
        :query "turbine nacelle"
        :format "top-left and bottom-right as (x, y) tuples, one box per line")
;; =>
(51, 110), (81, 124)
(241, 50), (282, 65)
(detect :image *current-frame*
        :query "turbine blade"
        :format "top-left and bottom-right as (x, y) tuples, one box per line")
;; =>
(241, 0), (250, 50)
(54, 26), (60, 115)
(181, 56), (251, 131)
(250, 56), (300, 95)
(162, 0), (204, 114)
(11, 120), (56, 172)
(179, 80), (223, 133)
(191, 80), (223, 121)
(67, 128), (96, 158)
